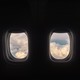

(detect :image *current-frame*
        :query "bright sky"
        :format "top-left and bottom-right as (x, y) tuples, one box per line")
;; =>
(50, 33), (70, 59)
(10, 32), (70, 60)
(50, 33), (70, 43)
(10, 33), (28, 59)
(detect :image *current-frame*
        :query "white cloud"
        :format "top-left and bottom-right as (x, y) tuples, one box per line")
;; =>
(15, 51), (27, 59)
(50, 33), (70, 59)
(50, 42), (70, 59)
(50, 33), (70, 43)
(10, 33), (28, 59)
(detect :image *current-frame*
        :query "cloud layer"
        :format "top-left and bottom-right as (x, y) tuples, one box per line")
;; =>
(50, 42), (70, 59)
(10, 32), (70, 59)
(50, 33), (70, 59)
(10, 33), (28, 59)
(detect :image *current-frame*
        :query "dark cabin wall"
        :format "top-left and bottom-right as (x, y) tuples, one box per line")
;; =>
(0, 1), (80, 77)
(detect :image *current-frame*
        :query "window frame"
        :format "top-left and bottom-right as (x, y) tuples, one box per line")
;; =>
(49, 29), (74, 62)
(3, 29), (29, 62)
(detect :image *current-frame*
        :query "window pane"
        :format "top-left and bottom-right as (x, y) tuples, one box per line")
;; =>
(10, 33), (28, 59)
(50, 33), (70, 60)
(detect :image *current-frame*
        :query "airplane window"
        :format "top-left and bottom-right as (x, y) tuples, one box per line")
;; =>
(50, 32), (71, 61)
(10, 33), (28, 60)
